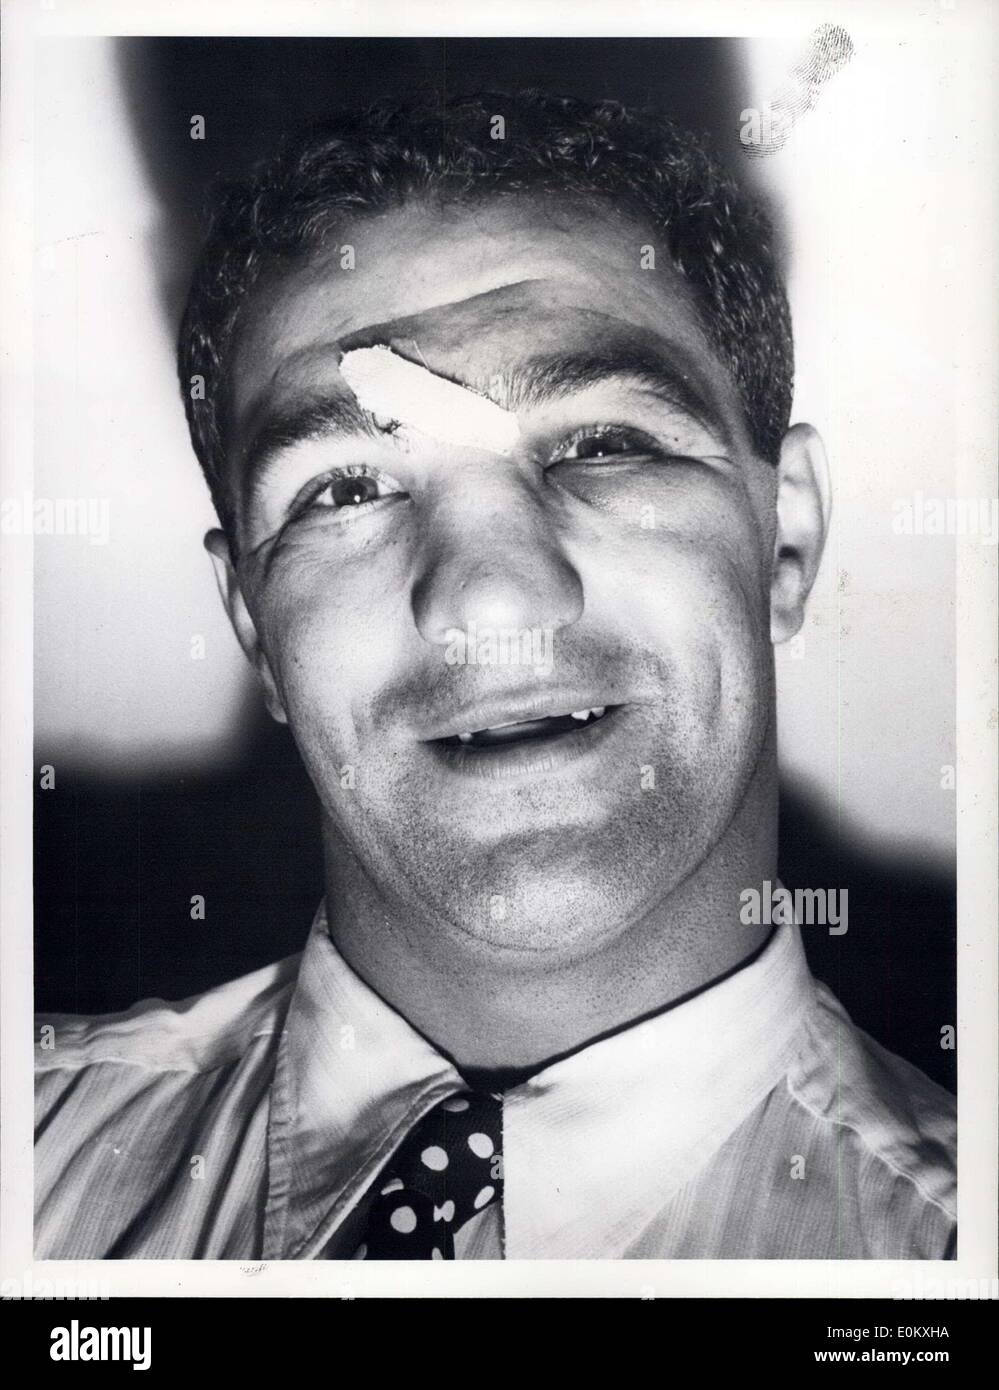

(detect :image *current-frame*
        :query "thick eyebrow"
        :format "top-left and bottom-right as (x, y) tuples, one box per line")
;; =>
(240, 392), (388, 502)
(503, 345), (732, 446)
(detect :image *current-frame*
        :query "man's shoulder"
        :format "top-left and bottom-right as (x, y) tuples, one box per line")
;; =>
(34, 953), (303, 1259)
(788, 981), (956, 1223)
(36, 950), (302, 1086)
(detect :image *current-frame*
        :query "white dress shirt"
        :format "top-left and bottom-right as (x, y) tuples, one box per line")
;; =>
(35, 903), (956, 1259)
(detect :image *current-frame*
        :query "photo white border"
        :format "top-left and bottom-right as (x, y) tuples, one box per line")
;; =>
(2, 0), (996, 1300)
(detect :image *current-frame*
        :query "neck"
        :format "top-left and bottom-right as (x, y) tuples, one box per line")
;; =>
(322, 750), (778, 1075)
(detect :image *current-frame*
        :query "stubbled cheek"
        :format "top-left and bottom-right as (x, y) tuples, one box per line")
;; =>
(257, 572), (401, 729)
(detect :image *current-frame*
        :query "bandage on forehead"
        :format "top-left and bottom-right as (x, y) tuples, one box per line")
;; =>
(339, 345), (520, 455)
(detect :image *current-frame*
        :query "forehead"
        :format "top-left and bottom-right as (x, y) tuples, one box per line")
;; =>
(227, 194), (742, 450)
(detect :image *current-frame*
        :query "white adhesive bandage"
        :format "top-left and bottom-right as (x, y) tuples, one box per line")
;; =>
(339, 345), (520, 455)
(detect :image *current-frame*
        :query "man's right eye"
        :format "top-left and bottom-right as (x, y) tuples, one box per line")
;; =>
(293, 465), (407, 516)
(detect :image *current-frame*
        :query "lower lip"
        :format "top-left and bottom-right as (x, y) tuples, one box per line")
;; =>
(424, 707), (625, 780)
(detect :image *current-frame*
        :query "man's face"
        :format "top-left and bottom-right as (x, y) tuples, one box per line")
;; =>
(221, 194), (780, 954)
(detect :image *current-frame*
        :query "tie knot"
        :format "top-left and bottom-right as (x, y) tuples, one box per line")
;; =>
(356, 1090), (503, 1259)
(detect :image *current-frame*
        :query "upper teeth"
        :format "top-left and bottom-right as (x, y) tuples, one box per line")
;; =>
(457, 706), (606, 742)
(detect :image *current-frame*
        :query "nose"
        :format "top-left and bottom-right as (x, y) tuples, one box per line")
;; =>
(411, 468), (584, 647)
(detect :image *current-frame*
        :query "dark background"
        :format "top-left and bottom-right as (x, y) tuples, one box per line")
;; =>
(33, 38), (956, 1092)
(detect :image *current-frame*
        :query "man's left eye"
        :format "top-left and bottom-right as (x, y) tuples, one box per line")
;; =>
(553, 426), (663, 463)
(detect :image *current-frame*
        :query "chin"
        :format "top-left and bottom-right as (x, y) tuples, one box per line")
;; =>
(404, 828), (694, 957)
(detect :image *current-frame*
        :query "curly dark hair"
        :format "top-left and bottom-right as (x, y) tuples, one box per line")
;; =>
(178, 89), (793, 535)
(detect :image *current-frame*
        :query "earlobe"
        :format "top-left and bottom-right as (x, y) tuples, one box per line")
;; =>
(770, 424), (831, 644)
(204, 528), (288, 724)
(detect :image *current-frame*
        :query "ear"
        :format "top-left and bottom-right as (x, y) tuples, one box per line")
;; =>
(770, 423), (831, 644)
(205, 529), (288, 724)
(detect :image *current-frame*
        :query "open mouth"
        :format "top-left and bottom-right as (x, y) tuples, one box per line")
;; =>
(438, 705), (616, 750)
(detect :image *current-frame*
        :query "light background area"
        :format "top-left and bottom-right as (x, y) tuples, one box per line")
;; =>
(32, 18), (965, 863)
(748, 16), (964, 867)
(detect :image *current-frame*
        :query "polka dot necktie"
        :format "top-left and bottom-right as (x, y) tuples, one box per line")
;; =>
(355, 1090), (503, 1259)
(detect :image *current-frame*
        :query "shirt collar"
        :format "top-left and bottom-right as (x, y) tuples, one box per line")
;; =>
(500, 915), (816, 1257)
(264, 905), (465, 1259)
(265, 902), (816, 1259)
